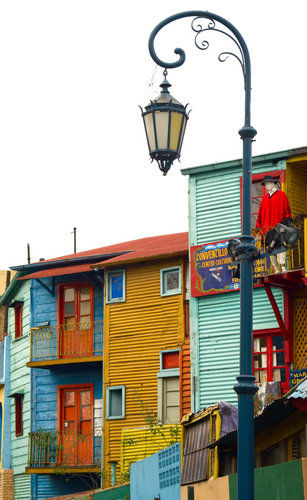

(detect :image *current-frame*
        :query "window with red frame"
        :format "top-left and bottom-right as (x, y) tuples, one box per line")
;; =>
(253, 333), (289, 391)
(14, 394), (23, 436)
(14, 302), (23, 339)
(240, 170), (285, 229)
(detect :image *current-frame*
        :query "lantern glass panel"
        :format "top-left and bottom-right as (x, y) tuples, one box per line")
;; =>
(144, 113), (156, 153)
(169, 111), (183, 151)
(155, 110), (169, 150)
(178, 115), (187, 153)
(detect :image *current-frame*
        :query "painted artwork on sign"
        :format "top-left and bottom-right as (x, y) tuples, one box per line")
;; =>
(190, 235), (271, 297)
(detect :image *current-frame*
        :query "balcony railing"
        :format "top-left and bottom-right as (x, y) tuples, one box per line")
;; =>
(30, 320), (103, 363)
(252, 214), (306, 277)
(27, 429), (102, 469)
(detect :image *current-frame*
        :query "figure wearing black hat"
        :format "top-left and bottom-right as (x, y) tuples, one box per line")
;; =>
(256, 175), (292, 272)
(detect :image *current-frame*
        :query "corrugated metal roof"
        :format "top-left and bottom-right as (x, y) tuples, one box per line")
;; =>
(94, 232), (188, 267)
(24, 232), (188, 264)
(17, 232), (188, 280)
(19, 264), (96, 280)
(207, 397), (296, 449)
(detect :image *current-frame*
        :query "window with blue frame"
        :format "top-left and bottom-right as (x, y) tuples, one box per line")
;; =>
(160, 267), (181, 297)
(106, 386), (125, 419)
(106, 270), (126, 303)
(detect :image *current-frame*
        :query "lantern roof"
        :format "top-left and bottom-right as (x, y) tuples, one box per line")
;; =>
(145, 76), (184, 109)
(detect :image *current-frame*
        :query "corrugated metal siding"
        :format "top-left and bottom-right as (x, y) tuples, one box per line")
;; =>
(8, 280), (31, 476)
(198, 287), (284, 406)
(286, 161), (307, 217)
(194, 162), (286, 245)
(196, 173), (241, 244)
(188, 159), (287, 410)
(181, 339), (191, 417)
(121, 425), (182, 474)
(103, 258), (185, 483)
(14, 474), (31, 500)
(36, 474), (93, 500)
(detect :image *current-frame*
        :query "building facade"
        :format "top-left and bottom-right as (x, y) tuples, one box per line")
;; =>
(1, 233), (190, 498)
(94, 233), (189, 484)
(182, 147), (307, 411)
(0, 275), (32, 499)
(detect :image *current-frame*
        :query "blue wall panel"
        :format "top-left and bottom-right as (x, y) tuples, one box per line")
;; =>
(31, 274), (104, 500)
(130, 443), (181, 500)
(35, 473), (100, 500)
(31, 275), (104, 357)
(33, 363), (102, 430)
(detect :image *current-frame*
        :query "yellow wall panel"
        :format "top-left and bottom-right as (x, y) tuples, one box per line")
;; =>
(286, 158), (307, 217)
(121, 425), (182, 474)
(103, 257), (186, 484)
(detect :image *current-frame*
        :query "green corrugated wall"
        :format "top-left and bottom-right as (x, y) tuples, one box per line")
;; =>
(13, 473), (31, 500)
(193, 160), (286, 245)
(198, 286), (283, 406)
(94, 484), (130, 500)
(8, 280), (31, 498)
(229, 459), (305, 500)
(188, 157), (287, 410)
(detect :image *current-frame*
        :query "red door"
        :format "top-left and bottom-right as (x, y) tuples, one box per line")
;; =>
(59, 284), (94, 358)
(58, 385), (94, 466)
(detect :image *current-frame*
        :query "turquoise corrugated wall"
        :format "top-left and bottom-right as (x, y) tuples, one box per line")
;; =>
(14, 474), (31, 500)
(198, 286), (283, 406)
(194, 160), (285, 244)
(8, 280), (31, 498)
(188, 157), (287, 411)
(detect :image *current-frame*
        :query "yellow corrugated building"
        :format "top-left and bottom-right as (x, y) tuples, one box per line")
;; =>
(98, 233), (189, 484)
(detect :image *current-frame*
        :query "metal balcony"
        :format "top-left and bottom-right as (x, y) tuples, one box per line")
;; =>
(253, 214), (306, 277)
(26, 429), (102, 473)
(28, 320), (103, 367)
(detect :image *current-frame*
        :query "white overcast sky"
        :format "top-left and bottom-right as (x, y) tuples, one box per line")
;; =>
(1, 0), (306, 268)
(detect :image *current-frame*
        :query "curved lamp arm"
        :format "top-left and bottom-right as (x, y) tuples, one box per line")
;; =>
(148, 10), (252, 127)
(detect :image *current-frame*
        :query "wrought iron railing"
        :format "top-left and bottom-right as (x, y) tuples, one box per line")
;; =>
(30, 320), (103, 362)
(252, 214), (306, 276)
(28, 429), (102, 468)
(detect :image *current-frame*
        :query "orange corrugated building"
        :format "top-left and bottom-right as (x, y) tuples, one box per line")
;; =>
(94, 233), (191, 484)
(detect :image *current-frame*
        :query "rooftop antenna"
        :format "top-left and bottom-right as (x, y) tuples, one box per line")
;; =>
(27, 243), (31, 264)
(73, 227), (77, 254)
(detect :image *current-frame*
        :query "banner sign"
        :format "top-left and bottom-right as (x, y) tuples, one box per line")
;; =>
(290, 369), (307, 388)
(190, 235), (271, 297)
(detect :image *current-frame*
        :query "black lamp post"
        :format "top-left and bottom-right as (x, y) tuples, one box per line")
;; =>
(141, 11), (258, 500)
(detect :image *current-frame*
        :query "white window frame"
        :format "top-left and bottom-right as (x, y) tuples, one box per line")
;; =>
(157, 349), (180, 378)
(157, 349), (180, 424)
(106, 385), (126, 420)
(160, 266), (182, 297)
(106, 269), (126, 304)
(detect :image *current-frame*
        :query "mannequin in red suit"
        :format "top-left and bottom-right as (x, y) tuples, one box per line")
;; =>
(256, 175), (292, 273)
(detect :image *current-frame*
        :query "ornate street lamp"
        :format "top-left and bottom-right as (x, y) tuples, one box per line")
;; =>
(141, 70), (189, 175)
(142, 11), (258, 500)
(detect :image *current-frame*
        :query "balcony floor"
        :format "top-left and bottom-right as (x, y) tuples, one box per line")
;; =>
(26, 466), (101, 474)
(27, 355), (103, 368)
(260, 268), (307, 289)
